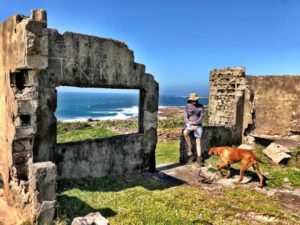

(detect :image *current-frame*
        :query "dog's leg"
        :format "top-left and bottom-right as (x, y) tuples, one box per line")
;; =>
(217, 162), (229, 177)
(252, 162), (264, 188)
(225, 163), (232, 179)
(234, 160), (253, 185)
(217, 162), (228, 170)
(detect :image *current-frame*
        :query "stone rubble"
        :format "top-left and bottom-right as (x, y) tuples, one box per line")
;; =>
(263, 143), (291, 164)
(72, 212), (109, 225)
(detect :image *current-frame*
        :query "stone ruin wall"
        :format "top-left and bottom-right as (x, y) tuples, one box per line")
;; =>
(0, 10), (56, 223)
(208, 67), (300, 142)
(38, 28), (158, 179)
(179, 67), (245, 164)
(209, 67), (246, 126)
(0, 10), (158, 224)
(245, 75), (300, 137)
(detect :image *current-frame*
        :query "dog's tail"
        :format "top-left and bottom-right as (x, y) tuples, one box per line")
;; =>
(253, 155), (265, 164)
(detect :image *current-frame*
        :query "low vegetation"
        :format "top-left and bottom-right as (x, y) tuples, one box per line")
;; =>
(55, 110), (300, 224)
(55, 175), (299, 225)
(57, 121), (118, 143)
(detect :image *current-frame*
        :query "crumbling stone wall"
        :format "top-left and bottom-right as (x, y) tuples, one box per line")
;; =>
(0, 10), (158, 224)
(0, 10), (57, 224)
(179, 68), (245, 162)
(179, 126), (241, 164)
(208, 67), (246, 128)
(37, 24), (158, 178)
(245, 76), (300, 137)
(208, 67), (300, 143)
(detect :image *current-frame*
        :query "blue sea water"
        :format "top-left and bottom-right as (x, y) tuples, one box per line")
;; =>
(55, 91), (208, 121)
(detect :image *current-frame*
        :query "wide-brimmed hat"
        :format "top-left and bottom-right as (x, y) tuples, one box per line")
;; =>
(187, 92), (200, 101)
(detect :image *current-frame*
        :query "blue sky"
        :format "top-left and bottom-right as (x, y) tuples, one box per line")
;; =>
(1, 0), (300, 96)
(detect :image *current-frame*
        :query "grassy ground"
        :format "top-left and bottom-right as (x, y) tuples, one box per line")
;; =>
(55, 113), (300, 224)
(55, 175), (299, 225)
(156, 140), (180, 165)
(54, 137), (300, 224)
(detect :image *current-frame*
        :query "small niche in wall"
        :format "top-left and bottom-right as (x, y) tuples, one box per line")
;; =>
(55, 86), (140, 144)
(10, 70), (29, 91)
(20, 115), (31, 126)
(0, 172), (3, 188)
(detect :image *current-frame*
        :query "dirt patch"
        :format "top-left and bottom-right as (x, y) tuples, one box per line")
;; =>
(275, 191), (300, 218)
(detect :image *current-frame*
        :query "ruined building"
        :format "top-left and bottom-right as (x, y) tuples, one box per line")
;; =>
(0, 10), (158, 224)
(180, 67), (300, 163)
(209, 67), (300, 143)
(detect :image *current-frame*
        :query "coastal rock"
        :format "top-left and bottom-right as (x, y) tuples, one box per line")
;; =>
(72, 212), (109, 225)
(263, 143), (291, 164)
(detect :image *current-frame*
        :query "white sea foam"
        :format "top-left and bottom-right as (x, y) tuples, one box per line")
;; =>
(117, 106), (139, 115)
(89, 111), (118, 114)
(58, 106), (139, 122)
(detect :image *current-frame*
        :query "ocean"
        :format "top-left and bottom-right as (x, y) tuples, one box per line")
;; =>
(55, 92), (209, 121)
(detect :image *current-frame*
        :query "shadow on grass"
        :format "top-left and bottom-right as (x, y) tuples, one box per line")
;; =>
(57, 171), (185, 194)
(156, 162), (182, 171)
(57, 195), (117, 222)
(56, 171), (185, 223)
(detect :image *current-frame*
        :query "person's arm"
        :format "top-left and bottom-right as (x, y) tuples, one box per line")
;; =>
(190, 107), (205, 125)
(183, 105), (189, 124)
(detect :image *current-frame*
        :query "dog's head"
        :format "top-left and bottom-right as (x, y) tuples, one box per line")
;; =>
(208, 147), (217, 155)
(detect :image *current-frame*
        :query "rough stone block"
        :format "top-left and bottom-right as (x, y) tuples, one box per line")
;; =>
(36, 200), (56, 225)
(18, 99), (38, 114)
(238, 144), (255, 150)
(15, 127), (36, 139)
(72, 212), (109, 225)
(29, 162), (57, 224)
(263, 143), (291, 164)
(30, 9), (47, 24)
(29, 162), (57, 202)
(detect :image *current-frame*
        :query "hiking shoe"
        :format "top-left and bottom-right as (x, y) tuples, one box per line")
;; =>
(197, 157), (205, 167)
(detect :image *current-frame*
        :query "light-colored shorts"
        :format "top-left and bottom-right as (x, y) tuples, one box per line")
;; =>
(184, 123), (203, 138)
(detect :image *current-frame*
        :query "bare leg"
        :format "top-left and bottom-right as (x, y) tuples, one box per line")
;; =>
(183, 129), (192, 156)
(195, 138), (201, 157)
(195, 137), (204, 166)
(183, 129), (192, 148)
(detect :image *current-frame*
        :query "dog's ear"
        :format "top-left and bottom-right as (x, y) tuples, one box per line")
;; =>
(208, 147), (215, 155)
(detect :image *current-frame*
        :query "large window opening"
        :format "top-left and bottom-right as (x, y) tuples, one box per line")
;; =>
(55, 87), (140, 143)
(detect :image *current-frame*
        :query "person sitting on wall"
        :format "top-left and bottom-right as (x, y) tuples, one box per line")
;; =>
(183, 92), (205, 166)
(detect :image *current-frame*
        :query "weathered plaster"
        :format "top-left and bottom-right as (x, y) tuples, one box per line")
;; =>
(0, 9), (158, 224)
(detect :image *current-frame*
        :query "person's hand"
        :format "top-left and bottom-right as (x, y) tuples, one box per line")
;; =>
(190, 125), (197, 131)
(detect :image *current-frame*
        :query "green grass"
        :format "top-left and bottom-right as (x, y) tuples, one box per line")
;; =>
(158, 115), (185, 129)
(54, 119), (300, 224)
(55, 176), (298, 225)
(253, 147), (300, 187)
(57, 121), (118, 143)
(156, 140), (180, 165)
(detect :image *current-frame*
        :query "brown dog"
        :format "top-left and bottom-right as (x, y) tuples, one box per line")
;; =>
(209, 146), (264, 188)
